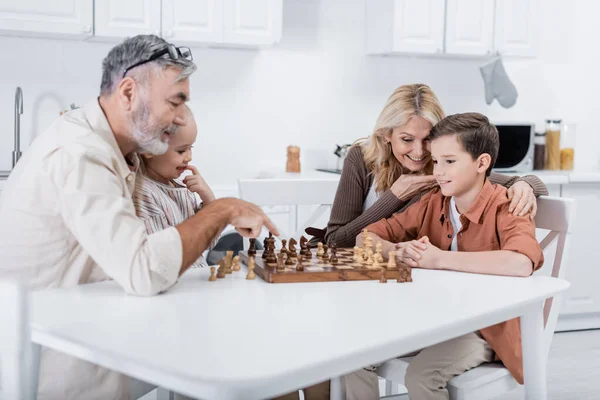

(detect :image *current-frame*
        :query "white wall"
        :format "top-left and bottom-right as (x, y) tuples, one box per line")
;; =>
(0, 0), (598, 186)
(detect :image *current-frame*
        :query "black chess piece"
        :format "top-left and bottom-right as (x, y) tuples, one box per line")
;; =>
(248, 238), (257, 256)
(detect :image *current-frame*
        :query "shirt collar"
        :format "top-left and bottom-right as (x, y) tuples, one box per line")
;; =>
(83, 98), (138, 177)
(439, 179), (496, 225)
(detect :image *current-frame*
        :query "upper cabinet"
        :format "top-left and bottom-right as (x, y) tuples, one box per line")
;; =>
(0, 0), (282, 48)
(0, 0), (93, 39)
(367, 0), (538, 58)
(445, 0), (495, 56)
(494, 0), (538, 57)
(93, 0), (161, 41)
(222, 0), (283, 46)
(162, 0), (223, 45)
(366, 0), (445, 55)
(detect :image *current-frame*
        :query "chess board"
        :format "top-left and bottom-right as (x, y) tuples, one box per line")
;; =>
(238, 248), (401, 284)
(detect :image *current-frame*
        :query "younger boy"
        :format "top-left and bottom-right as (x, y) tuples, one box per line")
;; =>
(359, 112), (544, 400)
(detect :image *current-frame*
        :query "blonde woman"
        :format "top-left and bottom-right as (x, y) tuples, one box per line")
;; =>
(288, 84), (547, 400)
(324, 83), (547, 249)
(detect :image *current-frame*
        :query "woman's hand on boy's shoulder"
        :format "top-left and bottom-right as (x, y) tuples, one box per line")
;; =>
(507, 181), (537, 219)
(183, 165), (215, 203)
(390, 174), (438, 202)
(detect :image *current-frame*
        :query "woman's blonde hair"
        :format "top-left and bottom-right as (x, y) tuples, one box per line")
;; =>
(361, 84), (445, 192)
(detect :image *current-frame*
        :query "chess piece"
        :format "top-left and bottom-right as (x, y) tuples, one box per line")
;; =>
(353, 246), (360, 262)
(397, 265), (413, 283)
(208, 266), (217, 281)
(304, 247), (313, 259)
(246, 257), (256, 280)
(248, 238), (257, 256)
(329, 244), (338, 264)
(217, 260), (226, 278)
(379, 269), (387, 283)
(356, 248), (364, 264)
(361, 229), (369, 244)
(278, 252), (287, 271)
(225, 250), (234, 274)
(322, 245), (329, 259)
(296, 253), (304, 271)
(387, 251), (396, 269)
(266, 237), (277, 264)
(366, 250), (374, 266)
(373, 256), (380, 269)
(262, 237), (268, 259)
(232, 255), (241, 271)
(375, 241), (384, 263)
(288, 238), (298, 258)
(317, 242), (324, 257)
(286, 145), (301, 173)
(280, 239), (289, 258)
(299, 236), (309, 255)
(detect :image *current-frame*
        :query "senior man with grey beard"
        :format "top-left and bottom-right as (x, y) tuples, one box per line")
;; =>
(0, 35), (277, 399)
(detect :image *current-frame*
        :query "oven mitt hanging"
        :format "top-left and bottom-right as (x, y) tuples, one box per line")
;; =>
(479, 57), (518, 108)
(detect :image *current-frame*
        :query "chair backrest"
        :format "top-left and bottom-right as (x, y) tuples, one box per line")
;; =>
(237, 178), (338, 243)
(0, 279), (31, 400)
(533, 196), (576, 358)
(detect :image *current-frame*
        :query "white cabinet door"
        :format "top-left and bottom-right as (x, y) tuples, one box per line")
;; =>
(222, 0), (282, 46)
(558, 184), (600, 325)
(445, 0), (495, 55)
(391, 0), (445, 54)
(162, 0), (223, 44)
(0, 0), (93, 39)
(494, 0), (538, 57)
(93, 0), (161, 41)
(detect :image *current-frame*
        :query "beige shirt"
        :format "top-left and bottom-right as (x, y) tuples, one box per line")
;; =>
(0, 98), (183, 400)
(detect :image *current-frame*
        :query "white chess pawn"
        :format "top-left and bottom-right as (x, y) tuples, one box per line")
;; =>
(317, 242), (324, 257)
(387, 251), (396, 269)
(246, 257), (256, 280)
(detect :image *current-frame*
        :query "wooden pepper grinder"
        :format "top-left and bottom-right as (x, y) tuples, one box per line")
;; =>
(286, 145), (301, 173)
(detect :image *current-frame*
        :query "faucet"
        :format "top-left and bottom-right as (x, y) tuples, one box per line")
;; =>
(13, 87), (23, 168)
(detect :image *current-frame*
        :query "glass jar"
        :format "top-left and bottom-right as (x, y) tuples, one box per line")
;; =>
(545, 119), (561, 170)
(533, 132), (546, 170)
(560, 123), (576, 170)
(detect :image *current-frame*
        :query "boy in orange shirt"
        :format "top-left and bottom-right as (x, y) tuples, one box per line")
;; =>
(359, 112), (544, 400)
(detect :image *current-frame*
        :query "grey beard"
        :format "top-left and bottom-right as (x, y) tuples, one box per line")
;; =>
(130, 104), (169, 155)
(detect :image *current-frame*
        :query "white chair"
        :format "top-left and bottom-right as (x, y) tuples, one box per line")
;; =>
(375, 196), (576, 400)
(0, 279), (39, 400)
(237, 178), (338, 247)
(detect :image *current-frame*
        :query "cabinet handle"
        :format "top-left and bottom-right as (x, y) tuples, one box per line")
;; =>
(82, 25), (92, 33)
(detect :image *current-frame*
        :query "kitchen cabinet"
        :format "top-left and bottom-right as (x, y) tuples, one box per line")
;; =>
(93, 0), (161, 41)
(367, 0), (538, 57)
(555, 183), (600, 331)
(222, 0), (283, 46)
(494, 0), (538, 57)
(366, 0), (446, 55)
(0, 0), (93, 39)
(94, 0), (281, 47)
(444, 0), (495, 56)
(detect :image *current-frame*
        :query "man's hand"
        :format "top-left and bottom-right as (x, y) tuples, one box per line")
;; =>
(183, 165), (215, 204)
(224, 198), (280, 238)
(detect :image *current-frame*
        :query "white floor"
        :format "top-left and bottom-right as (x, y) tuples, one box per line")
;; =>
(140, 329), (600, 400)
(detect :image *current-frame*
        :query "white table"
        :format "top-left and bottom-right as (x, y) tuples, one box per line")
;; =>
(30, 268), (568, 400)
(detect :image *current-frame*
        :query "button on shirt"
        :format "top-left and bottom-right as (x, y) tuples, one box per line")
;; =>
(0, 98), (183, 399)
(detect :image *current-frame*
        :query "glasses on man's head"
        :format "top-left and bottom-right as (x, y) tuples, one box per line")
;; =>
(122, 44), (193, 79)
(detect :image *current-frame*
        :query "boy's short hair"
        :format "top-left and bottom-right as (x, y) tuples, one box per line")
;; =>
(429, 112), (499, 176)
